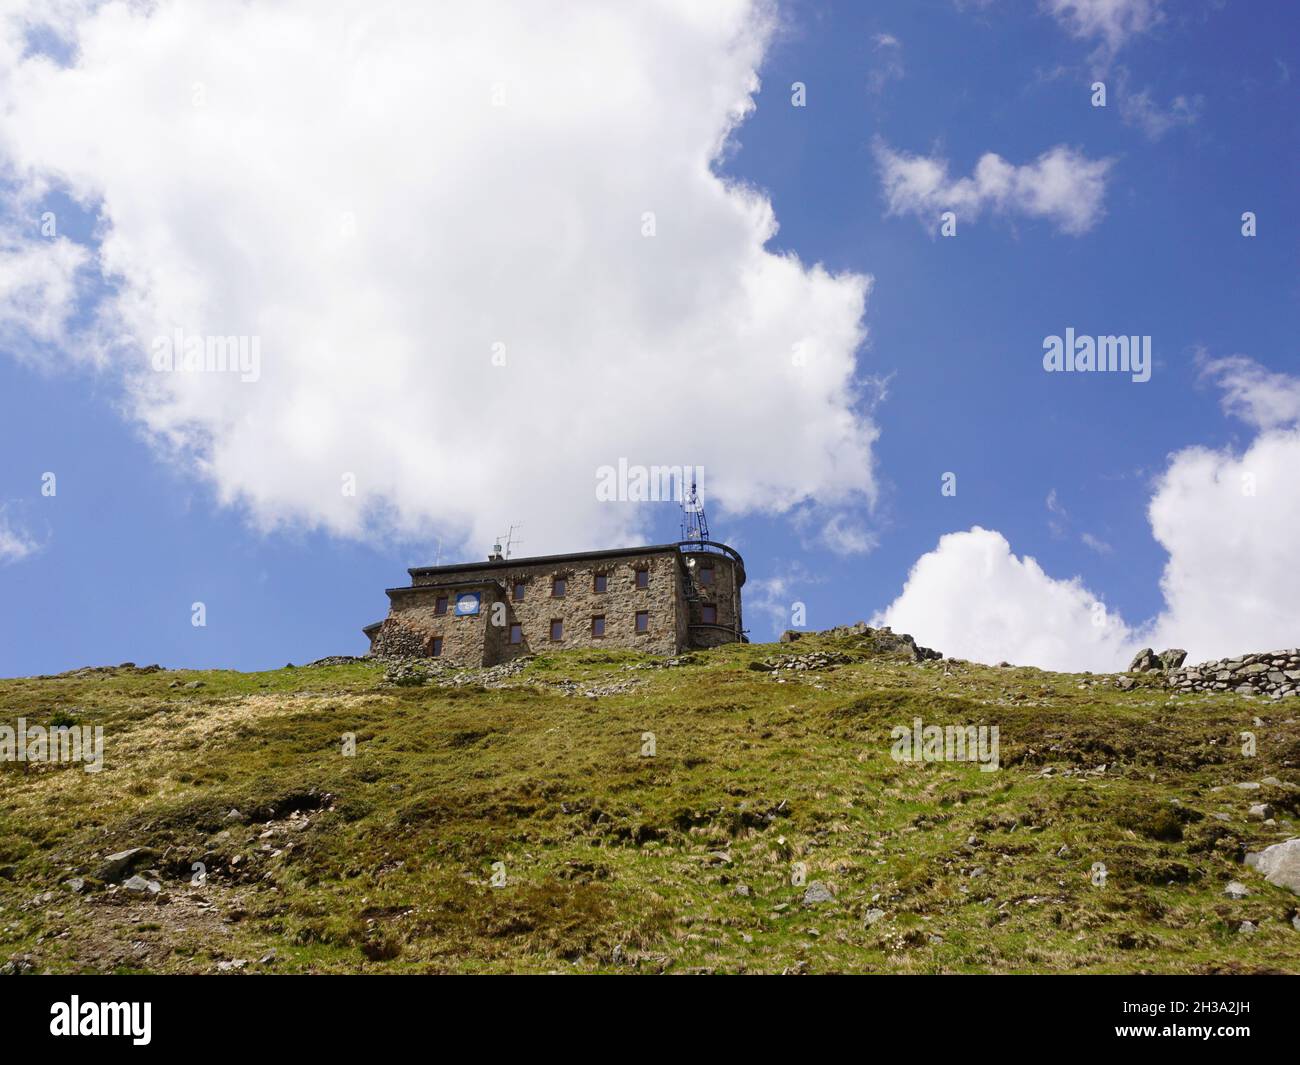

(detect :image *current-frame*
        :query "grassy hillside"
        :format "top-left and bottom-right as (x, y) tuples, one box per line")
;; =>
(2, 632), (1299, 974)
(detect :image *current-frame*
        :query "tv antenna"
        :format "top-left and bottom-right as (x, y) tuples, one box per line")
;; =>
(500, 522), (524, 559)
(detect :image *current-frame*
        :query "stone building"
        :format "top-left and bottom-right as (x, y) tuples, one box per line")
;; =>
(365, 540), (745, 665)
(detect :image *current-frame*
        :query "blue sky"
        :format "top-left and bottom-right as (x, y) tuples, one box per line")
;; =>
(0, 0), (1296, 675)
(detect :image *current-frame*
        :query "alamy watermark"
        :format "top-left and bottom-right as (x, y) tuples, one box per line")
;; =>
(151, 329), (261, 383)
(1, 717), (103, 773)
(50, 997), (150, 1045)
(595, 461), (704, 504)
(1042, 329), (1151, 383)
(890, 717), (1000, 772)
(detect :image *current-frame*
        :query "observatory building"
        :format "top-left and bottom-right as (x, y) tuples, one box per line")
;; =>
(364, 496), (745, 665)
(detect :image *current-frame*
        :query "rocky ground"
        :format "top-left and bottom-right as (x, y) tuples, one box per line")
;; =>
(2, 630), (1299, 974)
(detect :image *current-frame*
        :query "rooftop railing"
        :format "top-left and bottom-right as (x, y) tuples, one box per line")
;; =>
(674, 539), (744, 568)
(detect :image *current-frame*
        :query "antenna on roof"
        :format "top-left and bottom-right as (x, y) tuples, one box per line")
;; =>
(496, 522), (524, 560)
(680, 476), (709, 543)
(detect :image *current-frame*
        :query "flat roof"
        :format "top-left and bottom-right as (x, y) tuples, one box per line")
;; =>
(386, 577), (503, 597)
(407, 543), (683, 578)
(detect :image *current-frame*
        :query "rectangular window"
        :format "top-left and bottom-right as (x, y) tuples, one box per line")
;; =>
(593, 573), (608, 593)
(552, 577), (566, 598)
(701, 604), (717, 625)
(591, 615), (605, 637)
(699, 567), (714, 586)
(431, 637), (443, 657)
(435, 595), (448, 616)
(550, 619), (564, 641)
(512, 581), (525, 602)
(635, 610), (649, 633)
(509, 623), (522, 645)
(635, 568), (649, 590)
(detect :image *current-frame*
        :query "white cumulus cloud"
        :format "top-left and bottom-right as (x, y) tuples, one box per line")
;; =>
(874, 526), (1135, 672)
(868, 32), (904, 95)
(0, 0), (878, 557)
(1042, 0), (1163, 57)
(878, 356), (1300, 671)
(1119, 84), (1202, 141)
(874, 141), (1114, 235)
(1145, 356), (1300, 661)
(1199, 353), (1300, 430)
(0, 228), (90, 359)
(0, 507), (38, 564)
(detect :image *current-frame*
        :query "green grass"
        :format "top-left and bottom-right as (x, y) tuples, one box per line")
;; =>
(2, 635), (1297, 973)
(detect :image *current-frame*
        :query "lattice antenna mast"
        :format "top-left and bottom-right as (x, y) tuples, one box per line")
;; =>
(680, 477), (709, 543)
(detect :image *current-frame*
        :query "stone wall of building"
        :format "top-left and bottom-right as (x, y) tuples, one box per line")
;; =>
(372, 547), (691, 664)
(368, 617), (427, 659)
(376, 579), (503, 665)
(369, 542), (748, 665)
(682, 550), (744, 648)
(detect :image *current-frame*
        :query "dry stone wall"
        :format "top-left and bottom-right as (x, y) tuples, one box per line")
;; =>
(1163, 649), (1300, 699)
(779, 622), (943, 661)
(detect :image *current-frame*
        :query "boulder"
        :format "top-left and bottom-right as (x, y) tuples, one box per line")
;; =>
(779, 630), (803, 643)
(1244, 838), (1300, 895)
(1157, 648), (1187, 670)
(802, 881), (834, 905)
(1127, 648), (1162, 673)
(95, 847), (158, 883)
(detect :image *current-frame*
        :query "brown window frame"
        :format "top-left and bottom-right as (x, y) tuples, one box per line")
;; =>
(430, 636), (443, 657)
(593, 573), (608, 593)
(550, 618), (564, 641)
(699, 567), (714, 586)
(635, 568), (649, 590)
(635, 610), (649, 633)
(509, 623), (523, 645)
(512, 581), (525, 602)
(701, 604), (717, 625)
(552, 577), (566, 598)
(591, 615), (606, 638)
(434, 595), (448, 616)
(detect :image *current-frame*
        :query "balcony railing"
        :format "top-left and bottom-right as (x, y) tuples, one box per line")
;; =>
(674, 539), (744, 568)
